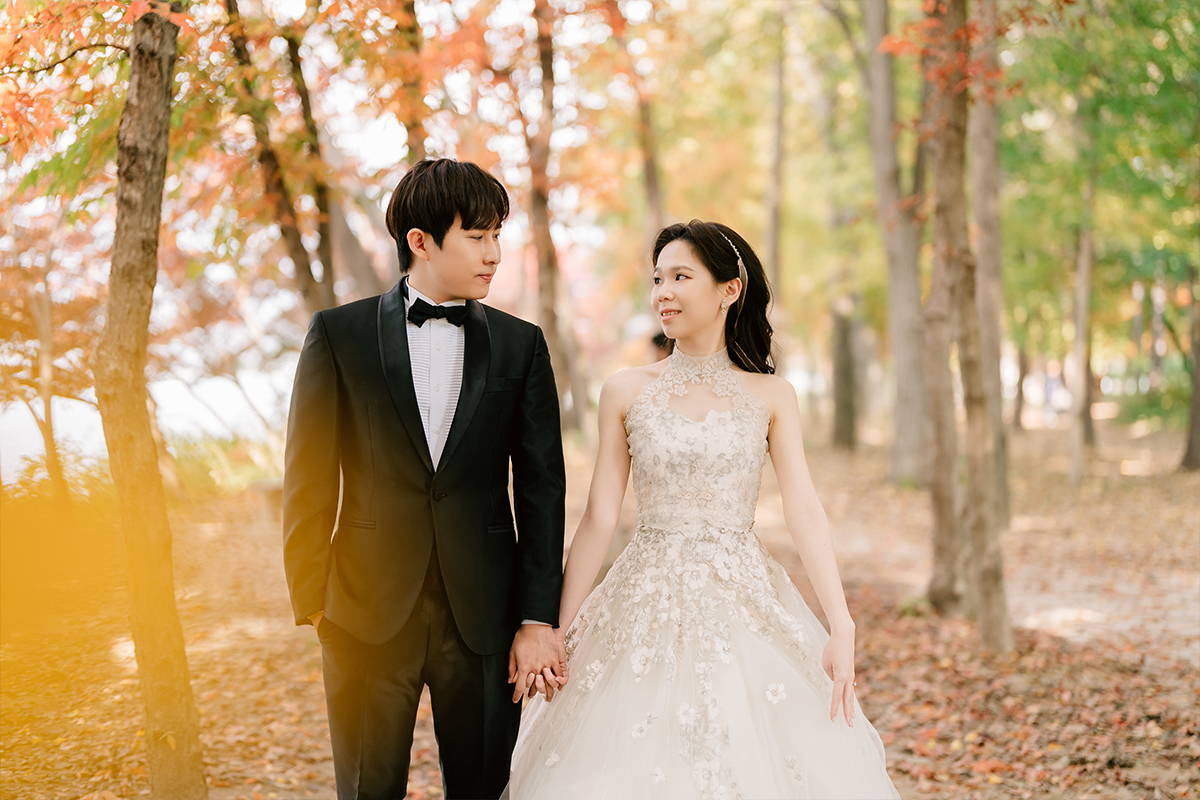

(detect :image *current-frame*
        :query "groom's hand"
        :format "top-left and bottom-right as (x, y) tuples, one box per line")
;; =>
(508, 624), (565, 703)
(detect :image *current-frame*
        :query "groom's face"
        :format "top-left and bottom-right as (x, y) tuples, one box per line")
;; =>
(407, 217), (501, 303)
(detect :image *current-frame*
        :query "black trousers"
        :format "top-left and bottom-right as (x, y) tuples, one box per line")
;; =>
(318, 544), (521, 799)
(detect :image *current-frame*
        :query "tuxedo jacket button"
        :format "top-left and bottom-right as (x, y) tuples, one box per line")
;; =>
(433, 491), (447, 501)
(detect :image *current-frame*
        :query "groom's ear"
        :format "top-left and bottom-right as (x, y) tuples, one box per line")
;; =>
(406, 228), (433, 264)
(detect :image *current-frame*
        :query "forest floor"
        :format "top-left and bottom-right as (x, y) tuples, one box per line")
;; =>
(1, 418), (1197, 800)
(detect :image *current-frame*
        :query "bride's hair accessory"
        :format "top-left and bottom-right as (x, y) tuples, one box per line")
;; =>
(717, 230), (743, 268)
(716, 230), (750, 319)
(716, 231), (750, 294)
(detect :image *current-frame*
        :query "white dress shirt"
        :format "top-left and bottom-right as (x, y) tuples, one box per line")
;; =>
(403, 281), (549, 628)
(404, 282), (465, 468)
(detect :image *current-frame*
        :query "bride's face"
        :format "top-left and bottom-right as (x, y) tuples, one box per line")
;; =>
(652, 240), (725, 341)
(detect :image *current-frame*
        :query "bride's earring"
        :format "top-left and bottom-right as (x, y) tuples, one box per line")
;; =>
(720, 299), (728, 317)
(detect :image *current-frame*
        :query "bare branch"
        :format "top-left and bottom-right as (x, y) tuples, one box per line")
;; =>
(6, 43), (128, 77)
(820, 0), (870, 93)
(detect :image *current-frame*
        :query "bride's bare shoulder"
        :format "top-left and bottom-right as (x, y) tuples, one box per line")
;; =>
(736, 370), (799, 415)
(600, 362), (664, 410)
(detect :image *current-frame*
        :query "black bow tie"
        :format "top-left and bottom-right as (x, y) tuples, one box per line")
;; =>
(408, 298), (468, 328)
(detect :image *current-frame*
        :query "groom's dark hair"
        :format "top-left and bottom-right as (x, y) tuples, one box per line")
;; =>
(385, 158), (511, 274)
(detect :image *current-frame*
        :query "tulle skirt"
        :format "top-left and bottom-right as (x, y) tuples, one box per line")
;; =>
(505, 524), (901, 800)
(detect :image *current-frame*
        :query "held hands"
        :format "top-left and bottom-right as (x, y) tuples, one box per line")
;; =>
(508, 624), (569, 703)
(821, 625), (857, 728)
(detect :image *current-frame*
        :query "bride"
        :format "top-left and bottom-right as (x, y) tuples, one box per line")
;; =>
(506, 221), (900, 799)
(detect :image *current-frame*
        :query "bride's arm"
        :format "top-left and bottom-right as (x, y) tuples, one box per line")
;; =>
(765, 377), (857, 726)
(558, 373), (635, 630)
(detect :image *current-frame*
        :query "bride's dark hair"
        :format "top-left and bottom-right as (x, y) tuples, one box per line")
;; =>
(652, 220), (775, 375)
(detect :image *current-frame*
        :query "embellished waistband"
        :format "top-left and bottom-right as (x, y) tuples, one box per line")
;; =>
(634, 521), (756, 539)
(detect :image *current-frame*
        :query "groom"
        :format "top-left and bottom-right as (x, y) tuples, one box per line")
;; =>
(283, 158), (566, 799)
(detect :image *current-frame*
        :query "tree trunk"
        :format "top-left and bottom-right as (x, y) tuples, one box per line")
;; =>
(91, 8), (208, 797)
(1013, 342), (1028, 432)
(765, 11), (786, 294)
(969, 0), (1009, 527)
(1182, 262), (1200, 470)
(1151, 277), (1167, 385)
(25, 272), (70, 507)
(636, 93), (664, 236)
(607, 0), (663, 243)
(864, 0), (927, 486)
(399, 0), (426, 163)
(931, 0), (1012, 653)
(529, 0), (582, 431)
(1083, 339), (1096, 446)
(1132, 280), (1145, 358)
(285, 32), (334, 298)
(831, 297), (857, 450)
(1070, 164), (1095, 488)
(923, 221), (960, 615)
(226, 0), (333, 315)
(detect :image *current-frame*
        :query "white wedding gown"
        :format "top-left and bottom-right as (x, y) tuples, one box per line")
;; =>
(506, 349), (900, 799)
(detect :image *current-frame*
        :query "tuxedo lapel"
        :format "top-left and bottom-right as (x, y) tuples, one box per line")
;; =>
(438, 299), (490, 471)
(378, 281), (435, 473)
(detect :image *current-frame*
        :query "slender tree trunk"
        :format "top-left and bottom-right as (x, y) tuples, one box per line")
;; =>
(399, 0), (426, 163)
(923, 0), (963, 618)
(25, 273), (70, 507)
(831, 296), (857, 449)
(1183, 107), (1200, 471)
(636, 93), (664, 236)
(1070, 164), (1096, 487)
(1151, 278), (1167, 384)
(969, 0), (1009, 527)
(529, 0), (581, 431)
(1181, 263), (1200, 470)
(226, 0), (333, 314)
(1132, 280), (1146, 358)
(765, 11), (786, 293)
(864, 0), (927, 486)
(923, 226), (959, 615)
(285, 32), (334, 297)
(1013, 341), (1028, 432)
(607, 0), (663, 242)
(932, 0), (1012, 653)
(91, 8), (207, 797)
(1083, 339), (1096, 446)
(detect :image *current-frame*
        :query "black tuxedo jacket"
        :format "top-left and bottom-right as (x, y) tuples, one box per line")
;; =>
(282, 281), (565, 653)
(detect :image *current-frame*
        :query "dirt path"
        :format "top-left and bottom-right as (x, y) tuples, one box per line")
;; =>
(1, 422), (1196, 799)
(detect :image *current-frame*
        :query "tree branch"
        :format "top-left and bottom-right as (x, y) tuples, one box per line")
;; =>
(820, 0), (869, 93)
(1162, 310), (1192, 378)
(8, 43), (128, 76)
(284, 31), (333, 294)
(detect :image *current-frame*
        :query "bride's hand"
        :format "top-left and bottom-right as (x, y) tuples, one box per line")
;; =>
(555, 626), (570, 687)
(821, 626), (856, 727)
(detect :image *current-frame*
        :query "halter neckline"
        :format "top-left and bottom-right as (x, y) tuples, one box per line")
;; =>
(667, 347), (732, 375)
